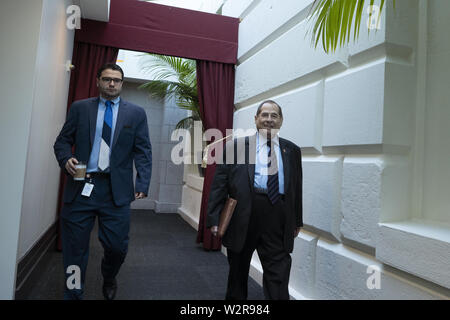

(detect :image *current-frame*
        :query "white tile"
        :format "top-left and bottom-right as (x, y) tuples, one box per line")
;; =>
(235, 20), (337, 104)
(315, 239), (443, 299)
(158, 184), (183, 203)
(377, 222), (450, 290)
(166, 161), (184, 185)
(238, 0), (313, 59)
(341, 157), (384, 248)
(302, 156), (343, 239)
(290, 230), (319, 298)
(323, 62), (385, 146)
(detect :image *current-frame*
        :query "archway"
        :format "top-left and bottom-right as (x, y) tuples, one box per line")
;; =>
(57, 0), (239, 251)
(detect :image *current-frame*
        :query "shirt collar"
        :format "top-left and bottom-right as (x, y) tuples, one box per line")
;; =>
(100, 96), (121, 106)
(256, 131), (280, 151)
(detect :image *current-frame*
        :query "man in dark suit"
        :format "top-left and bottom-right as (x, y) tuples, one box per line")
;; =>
(207, 100), (302, 300)
(54, 63), (152, 300)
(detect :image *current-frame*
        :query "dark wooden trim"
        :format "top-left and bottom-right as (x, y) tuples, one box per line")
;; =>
(15, 222), (58, 298)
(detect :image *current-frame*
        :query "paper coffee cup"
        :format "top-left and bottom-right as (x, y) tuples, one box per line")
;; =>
(74, 162), (87, 181)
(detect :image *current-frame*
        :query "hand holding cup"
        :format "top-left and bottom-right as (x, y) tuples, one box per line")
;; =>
(65, 158), (78, 176)
(66, 158), (87, 180)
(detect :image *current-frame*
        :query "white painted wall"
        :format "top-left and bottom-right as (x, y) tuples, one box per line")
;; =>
(0, 0), (75, 299)
(421, 0), (450, 225)
(1, 0), (186, 298)
(376, 0), (450, 290)
(223, 0), (450, 299)
(18, 0), (75, 263)
(0, 0), (44, 300)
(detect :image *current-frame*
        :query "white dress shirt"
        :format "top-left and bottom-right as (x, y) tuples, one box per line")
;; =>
(254, 132), (284, 194)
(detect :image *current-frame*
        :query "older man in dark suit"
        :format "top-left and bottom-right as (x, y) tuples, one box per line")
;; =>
(207, 100), (303, 300)
(54, 63), (152, 300)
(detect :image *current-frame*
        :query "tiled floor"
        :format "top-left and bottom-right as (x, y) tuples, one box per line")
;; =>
(17, 210), (265, 300)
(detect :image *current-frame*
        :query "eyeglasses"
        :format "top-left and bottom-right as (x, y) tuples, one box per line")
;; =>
(100, 77), (123, 84)
(259, 112), (280, 119)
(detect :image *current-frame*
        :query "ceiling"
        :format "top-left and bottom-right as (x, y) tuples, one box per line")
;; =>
(73, 0), (110, 22)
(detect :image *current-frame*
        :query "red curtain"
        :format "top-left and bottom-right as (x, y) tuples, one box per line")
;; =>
(55, 1), (238, 251)
(76, 0), (239, 64)
(67, 42), (119, 104)
(195, 60), (235, 251)
(56, 43), (118, 250)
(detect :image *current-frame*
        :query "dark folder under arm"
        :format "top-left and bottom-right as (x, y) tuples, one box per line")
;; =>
(218, 198), (237, 238)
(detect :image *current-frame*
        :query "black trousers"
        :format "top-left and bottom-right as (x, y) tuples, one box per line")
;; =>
(226, 193), (292, 300)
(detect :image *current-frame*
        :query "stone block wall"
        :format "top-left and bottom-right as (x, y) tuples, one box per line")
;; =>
(121, 82), (186, 213)
(223, 0), (450, 299)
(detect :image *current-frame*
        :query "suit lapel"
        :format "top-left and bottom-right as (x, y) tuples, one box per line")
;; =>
(246, 134), (256, 193)
(89, 98), (100, 148)
(112, 99), (127, 150)
(246, 134), (291, 194)
(280, 138), (291, 194)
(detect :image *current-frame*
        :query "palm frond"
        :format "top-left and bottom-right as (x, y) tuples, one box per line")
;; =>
(139, 53), (200, 130)
(308, 0), (395, 53)
(138, 79), (181, 101)
(141, 54), (196, 82)
(175, 116), (199, 130)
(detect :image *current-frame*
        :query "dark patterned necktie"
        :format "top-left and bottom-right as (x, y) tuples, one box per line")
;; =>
(98, 100), (113, 171)
(267, 140), (280, 204)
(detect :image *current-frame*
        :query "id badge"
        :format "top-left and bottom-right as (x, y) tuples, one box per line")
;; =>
(81, 182), (94, 197)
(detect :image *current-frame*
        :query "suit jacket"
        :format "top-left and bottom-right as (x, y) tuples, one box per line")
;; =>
(206, 134), (303, 253)
(54, 97), (152, 207)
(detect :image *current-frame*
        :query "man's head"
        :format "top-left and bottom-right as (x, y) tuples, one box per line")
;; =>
(254, 100), (283, 139)
(96, 63), (124, 100)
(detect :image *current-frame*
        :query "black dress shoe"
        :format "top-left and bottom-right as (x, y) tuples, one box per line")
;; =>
(102, 279), (117, 300)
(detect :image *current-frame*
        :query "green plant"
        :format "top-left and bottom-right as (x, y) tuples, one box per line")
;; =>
(308, 0), (396, 53)
(139, 54), (201, 130)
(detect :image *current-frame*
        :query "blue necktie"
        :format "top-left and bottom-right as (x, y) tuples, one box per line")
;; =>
(267, 140), (280, 205)
(98, 100), (113, 171)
